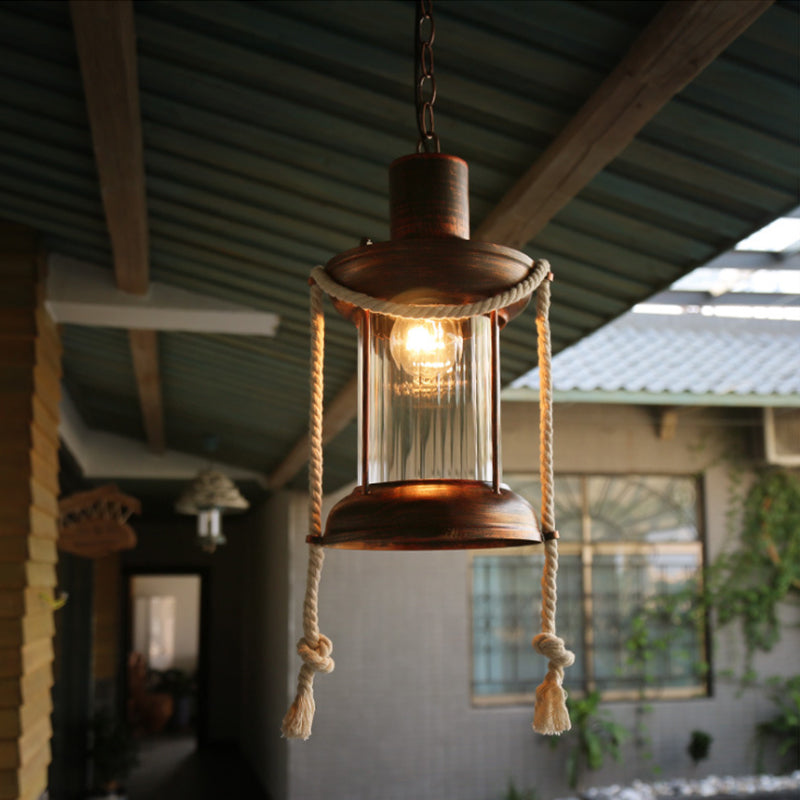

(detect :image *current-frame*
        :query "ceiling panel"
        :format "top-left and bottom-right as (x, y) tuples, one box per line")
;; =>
(0, 0), (797, 498)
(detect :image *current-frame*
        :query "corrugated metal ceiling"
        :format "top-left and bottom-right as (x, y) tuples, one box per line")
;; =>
(0, 0), (798, 500)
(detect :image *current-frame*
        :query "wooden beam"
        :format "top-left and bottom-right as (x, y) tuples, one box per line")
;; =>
(71, 0), (167, 452)
(70, 0), (148, 294)
(128, 330), (165, 453)
(475, 0), (773, 249)
(46, 255), (280, 335)
(268, 375), (357, 490)
(268, 0), (771, 491)
(58, 391), (269, 485)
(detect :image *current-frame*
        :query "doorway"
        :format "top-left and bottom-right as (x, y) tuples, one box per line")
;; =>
(125, 572), (207, 745)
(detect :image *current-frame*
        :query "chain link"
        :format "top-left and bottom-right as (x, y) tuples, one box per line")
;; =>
(415, 0), (440, 153)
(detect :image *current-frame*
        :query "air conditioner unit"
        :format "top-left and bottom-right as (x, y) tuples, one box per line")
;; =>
(764, 407), (800, 466)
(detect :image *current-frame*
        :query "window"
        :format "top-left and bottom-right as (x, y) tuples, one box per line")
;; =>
(472, 475), (707, 703)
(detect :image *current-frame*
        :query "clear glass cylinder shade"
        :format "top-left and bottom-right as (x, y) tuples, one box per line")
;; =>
(358, 312), (494, 484)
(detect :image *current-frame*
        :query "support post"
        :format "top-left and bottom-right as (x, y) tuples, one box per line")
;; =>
(0, 223), (61, 800)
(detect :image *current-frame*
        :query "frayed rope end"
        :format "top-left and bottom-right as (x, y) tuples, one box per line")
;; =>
(533, 672), (571, 735)
(281, 686), (315, 740)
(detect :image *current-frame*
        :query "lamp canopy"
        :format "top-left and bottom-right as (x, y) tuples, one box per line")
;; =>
(174, 469), (249, 515)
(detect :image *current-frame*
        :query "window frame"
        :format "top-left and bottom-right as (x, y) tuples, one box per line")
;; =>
(469, 472), (710, 706)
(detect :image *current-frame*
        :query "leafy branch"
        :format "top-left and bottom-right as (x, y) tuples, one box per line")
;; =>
(628, 468), (800, 687)
(548, 691), (628, 790)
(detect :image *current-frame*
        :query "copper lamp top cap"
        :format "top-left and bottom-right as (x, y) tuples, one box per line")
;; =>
(389, 151), (469, 241)
(389, 152), (467, 170)
(325, 150), (532, 322)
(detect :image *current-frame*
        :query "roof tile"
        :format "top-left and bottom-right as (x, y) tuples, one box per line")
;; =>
(513, 314), (800, 399)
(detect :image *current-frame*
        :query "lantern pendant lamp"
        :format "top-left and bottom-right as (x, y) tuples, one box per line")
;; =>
(316, 153), (541, 549)
(283, 0), (574, 741)
(175, 468), (249, 553)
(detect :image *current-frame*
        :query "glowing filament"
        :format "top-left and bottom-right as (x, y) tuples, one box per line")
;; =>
(389, 318), (462, 378)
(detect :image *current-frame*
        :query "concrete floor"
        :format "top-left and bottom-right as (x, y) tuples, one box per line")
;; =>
(126, 734), (268, 800)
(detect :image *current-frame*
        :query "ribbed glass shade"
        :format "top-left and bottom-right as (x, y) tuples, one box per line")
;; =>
(359, 312), (493, 484)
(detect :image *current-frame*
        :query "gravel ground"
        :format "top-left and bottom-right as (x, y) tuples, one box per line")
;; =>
(553, 771), (800, 800)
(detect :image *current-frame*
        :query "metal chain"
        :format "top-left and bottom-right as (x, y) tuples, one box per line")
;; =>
(415, 0), (440, 153)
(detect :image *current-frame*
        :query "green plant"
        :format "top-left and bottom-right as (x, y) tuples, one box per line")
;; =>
(91, 709), (139, 791)
(687, 730), (712, 765)
(626, 468), (800, 688)
(624, 585), (704, 774)
(621, 468), (799, 779)
(549, 691), (628, 790)
(756, 675), (800, 773)
(711, 469), (800, 670)
(503, 779), (538, 800)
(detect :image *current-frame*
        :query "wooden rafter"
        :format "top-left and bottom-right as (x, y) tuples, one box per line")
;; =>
(268, 0), (772, 491)
(475, 0), (774, 248)
(70, 0), (148, 293)
(70, 0), (165, 452)
(267, 376), (358, 490)
(128, 330), (165, 453)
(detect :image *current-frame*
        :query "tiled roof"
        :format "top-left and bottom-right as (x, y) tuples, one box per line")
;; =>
(511, 313), (800, 401)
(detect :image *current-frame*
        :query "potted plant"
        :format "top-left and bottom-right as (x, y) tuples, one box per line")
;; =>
(756, 675), (800, 773)
(89, 709), (139, 799)
(687, 730), (712, 767)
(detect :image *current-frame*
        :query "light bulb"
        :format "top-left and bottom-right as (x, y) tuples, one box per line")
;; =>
(389, 317), (462, 379)
(197, 508), (226, 552)
(197, 507), (221, 537)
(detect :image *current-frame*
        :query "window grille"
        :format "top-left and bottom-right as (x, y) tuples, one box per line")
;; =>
(471, 475), (707, 703)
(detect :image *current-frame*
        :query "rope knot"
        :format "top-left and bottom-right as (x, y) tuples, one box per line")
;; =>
(532, 636), (573, 735)
(296, 634), (335, 674)
(532, 632), (575, 669)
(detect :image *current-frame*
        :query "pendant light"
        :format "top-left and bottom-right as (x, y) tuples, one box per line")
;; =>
(283, 0), (573, 740)
(175, 468), (249, 553)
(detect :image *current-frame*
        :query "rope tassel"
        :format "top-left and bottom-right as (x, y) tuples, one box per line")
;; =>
(532, 275), (574, 735)
(282, 285), (334, 740)
(284, 262), (569, 739)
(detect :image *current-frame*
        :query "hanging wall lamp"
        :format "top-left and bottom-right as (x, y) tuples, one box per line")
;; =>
(175, 469), (249, 553)
(283, 0), (573, 740)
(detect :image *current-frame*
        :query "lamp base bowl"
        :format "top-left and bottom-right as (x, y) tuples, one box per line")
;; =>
(309, 480), (541, 550)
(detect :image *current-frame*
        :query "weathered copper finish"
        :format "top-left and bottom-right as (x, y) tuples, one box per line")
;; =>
(325, 152), (532, 324)
(389, 153), (468, 239)
(326, 239), (532, 324)
(313, 480), (541, 550)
